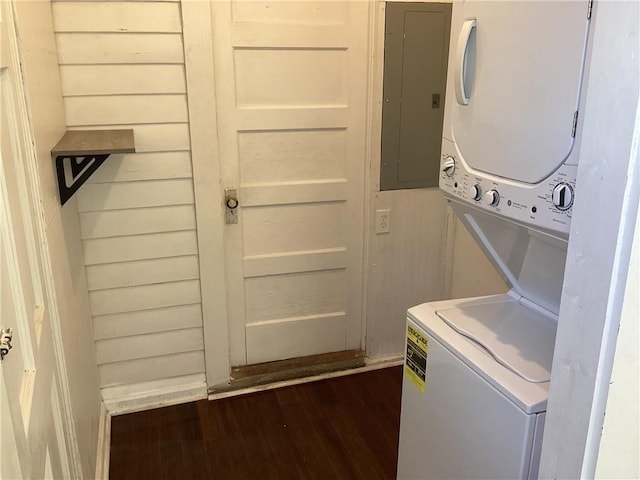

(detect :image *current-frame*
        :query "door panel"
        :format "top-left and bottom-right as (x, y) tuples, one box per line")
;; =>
(211, 1), (368, 366)
(1, 375), (21, 478)
(0, 2), (69, 477)
(235, 49), (348, 107)
(230, 1), (349, 24)
(246, 313), (348, 365)
(243, 203), (347, 255)
(238, 129), (347, 183)
(245, 269), (347, 323)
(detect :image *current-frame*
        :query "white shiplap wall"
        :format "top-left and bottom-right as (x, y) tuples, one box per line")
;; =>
(53, 1), (206, 392)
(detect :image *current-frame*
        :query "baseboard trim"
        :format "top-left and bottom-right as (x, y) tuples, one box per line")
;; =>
(95, 402), (110, 480)
(364, 354), (404, 369)
(209, 354), (403, 401)
(99, 356), (404, 414)
(103, 374), (207, 416)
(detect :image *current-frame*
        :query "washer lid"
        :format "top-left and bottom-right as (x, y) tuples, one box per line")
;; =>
(431, 298), (557, 413)
(436, 301), (556, 385)
(449, 0), (590, 183)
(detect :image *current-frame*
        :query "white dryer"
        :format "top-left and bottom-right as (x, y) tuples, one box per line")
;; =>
(397, 1), (594, 478)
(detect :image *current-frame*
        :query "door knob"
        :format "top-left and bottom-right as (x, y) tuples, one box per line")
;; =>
(0, 328), (13, 360)
(225, 188), (239, 224)
(226, 197), (238, 209)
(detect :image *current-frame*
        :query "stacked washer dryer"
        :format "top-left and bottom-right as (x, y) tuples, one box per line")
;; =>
(397, 1), (593, 479)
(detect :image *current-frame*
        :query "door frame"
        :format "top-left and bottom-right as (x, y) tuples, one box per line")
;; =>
(538, 1), (640, 476)
(181, 1), (230, 387)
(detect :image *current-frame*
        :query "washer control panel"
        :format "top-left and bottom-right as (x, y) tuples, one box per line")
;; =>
(440, 139), (576, 236)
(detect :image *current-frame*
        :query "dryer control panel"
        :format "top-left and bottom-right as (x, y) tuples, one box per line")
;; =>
(440, 139), (576, 237)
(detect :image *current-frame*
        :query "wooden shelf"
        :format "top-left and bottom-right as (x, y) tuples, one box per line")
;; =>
(52, 129), (135, 205)
(52, 129), (135, 157)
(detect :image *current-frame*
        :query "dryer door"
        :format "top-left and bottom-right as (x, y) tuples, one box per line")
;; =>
(446, 1), (590, 183)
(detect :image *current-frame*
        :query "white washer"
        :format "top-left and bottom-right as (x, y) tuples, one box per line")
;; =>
(397, 0), (595, 478)
(397, 207), (566, 480)
(398, 294), (555, 480)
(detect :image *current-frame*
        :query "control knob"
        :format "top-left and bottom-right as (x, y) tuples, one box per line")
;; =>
(442, 157), (456, 177)
(485, 189), (500, 206)
(552, 183), (574, 211)
(469, 184), (482, 201)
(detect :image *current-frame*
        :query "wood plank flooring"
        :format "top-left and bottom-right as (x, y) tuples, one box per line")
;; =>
(110, 366), (403, 479)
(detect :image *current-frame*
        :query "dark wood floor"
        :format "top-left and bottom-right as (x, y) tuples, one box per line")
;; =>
(110, 366), (403, 479)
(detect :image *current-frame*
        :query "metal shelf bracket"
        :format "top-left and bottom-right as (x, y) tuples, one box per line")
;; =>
(51, 129), (135, 206)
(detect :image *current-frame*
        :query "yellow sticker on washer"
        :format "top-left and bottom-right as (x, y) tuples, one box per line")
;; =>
(405, 324), (428, 393)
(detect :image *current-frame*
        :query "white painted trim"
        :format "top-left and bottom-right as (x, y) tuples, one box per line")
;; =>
(180, 1), (230, 387)
(367, 0), (386, 196)
(365, 354), (404, 369)
(361, 0), (382, 353)
(208, 355), (403, 401)
(362, 0), (386, 355)
(594, 206), (640, 478)
(103, 374), (207, 416)
(104, 358), (402, 414)
(94, 403), (110, 480)
(539, 1), (640, 478)
(10, 2), (82, 476)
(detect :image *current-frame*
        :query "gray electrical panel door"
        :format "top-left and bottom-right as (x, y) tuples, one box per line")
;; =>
(381, 2), (452, 190)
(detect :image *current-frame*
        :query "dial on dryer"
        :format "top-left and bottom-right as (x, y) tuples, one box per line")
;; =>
(552, 183), (574, 210)
(485, 189), (500, 206)
(469, 185), (482, 201)
(442, 156), (456, 177)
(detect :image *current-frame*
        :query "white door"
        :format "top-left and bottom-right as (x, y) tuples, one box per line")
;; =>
(1, 2), (71, 478)
(210, 1), (369, 366)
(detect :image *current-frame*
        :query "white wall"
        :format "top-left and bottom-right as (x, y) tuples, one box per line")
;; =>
(364, 0), (507, 359)
(365, 197), (507, 360)
(14, 2), (102, 478)
(52, 1), (207, 396)
(366, 190), (452, 357)
(595, 204), (639, 479)
(539, 0), (639, 476)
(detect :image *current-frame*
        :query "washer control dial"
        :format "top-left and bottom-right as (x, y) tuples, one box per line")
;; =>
(469, 184), (482, 201)
(485, 189), (500, 206)
(552, 183), (574, 211)
(442, 157), (456, 177)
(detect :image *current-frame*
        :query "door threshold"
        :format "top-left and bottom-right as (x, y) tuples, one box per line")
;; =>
(209, 349), (367, 395)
